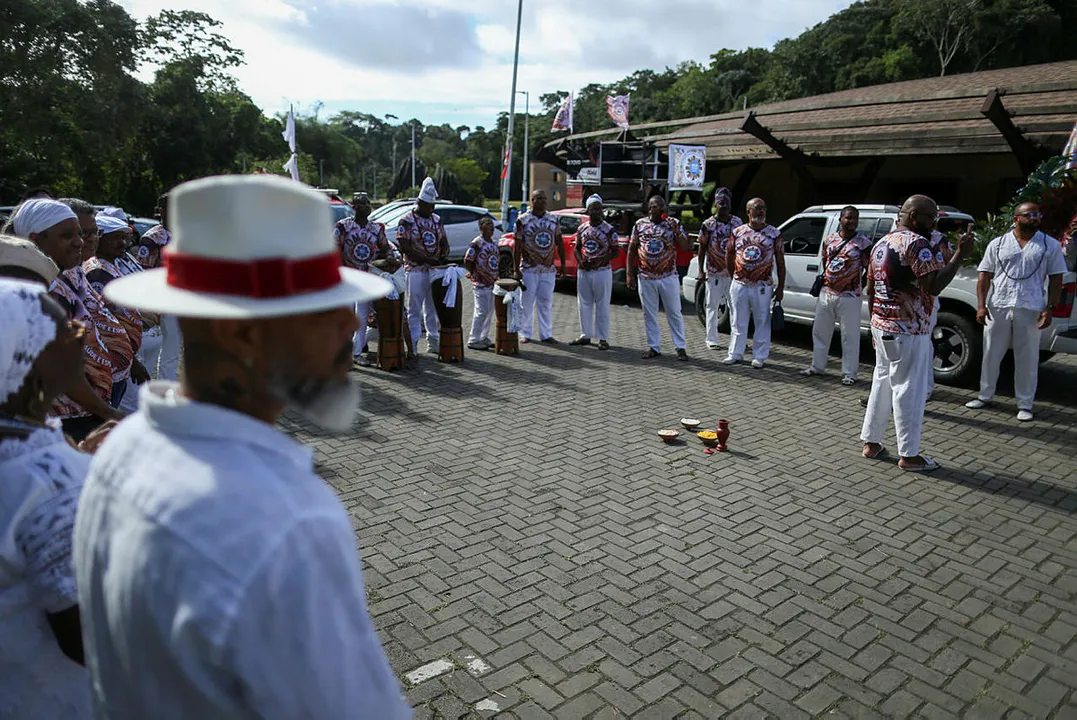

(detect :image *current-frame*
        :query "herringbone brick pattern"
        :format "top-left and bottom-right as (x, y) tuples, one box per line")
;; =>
(284, 285), (1077, 719)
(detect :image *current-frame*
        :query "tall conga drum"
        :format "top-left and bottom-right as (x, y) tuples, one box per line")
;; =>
(493, 279), (520, 356)
(430, 265), (465, 363)
(370, 259), (406, 371)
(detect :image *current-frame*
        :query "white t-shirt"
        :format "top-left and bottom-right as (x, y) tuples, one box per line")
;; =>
(978, 231), (1067, 311)
(0, 421), (92, 719)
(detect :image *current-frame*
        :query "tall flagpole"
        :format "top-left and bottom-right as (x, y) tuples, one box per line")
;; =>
(499, 0), (524, 225)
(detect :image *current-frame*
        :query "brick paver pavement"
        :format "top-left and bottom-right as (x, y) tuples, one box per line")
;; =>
(284, 283), (1077, 719)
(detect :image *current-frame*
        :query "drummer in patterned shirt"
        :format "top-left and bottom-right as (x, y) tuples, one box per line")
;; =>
(334, 193), (390, 366)
(695, 187), (742, 351)
(801, 206), (873, 384)
(397, 178), (449, 355)
(569, 194), (618, 350)
(464, 216), (500, 350)
(628, 195), (692, 360)
(724, 197), (786, 369)
(513, 189), (566, 344)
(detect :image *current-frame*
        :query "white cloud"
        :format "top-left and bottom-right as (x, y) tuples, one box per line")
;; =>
(116, 0), (853, 125)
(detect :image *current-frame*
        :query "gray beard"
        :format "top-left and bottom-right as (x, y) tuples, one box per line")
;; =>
(268, 373), (360, 433)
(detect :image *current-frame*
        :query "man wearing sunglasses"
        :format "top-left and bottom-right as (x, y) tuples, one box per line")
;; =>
(965, 203), (1067, 422)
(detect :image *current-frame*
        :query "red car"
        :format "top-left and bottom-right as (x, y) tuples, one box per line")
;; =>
(497, 207), (695, 284)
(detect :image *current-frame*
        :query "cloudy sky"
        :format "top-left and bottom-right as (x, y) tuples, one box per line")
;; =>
(117, 0), (854, 128)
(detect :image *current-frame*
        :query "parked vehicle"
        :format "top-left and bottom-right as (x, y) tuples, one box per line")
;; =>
(682, 204), (1077, 386)
(368, 202), (502, 262)
(497, 206), (695, 283)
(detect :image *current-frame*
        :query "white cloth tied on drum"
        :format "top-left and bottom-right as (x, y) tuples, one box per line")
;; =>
(492, 282), (523, 334)
(430, 266), (467, 308)
(366, 268), (403, 300)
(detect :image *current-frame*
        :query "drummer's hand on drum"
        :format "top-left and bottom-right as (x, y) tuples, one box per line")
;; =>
(513, 269), (522, 281)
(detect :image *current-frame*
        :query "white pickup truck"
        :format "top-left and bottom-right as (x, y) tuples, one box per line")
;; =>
(682, 204), (1077, 386)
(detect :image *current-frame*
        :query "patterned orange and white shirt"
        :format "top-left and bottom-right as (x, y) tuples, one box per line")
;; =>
(631, 217), (685, 280)
(576, 220), (618, 270)
(464, 236), (499, 288)
(396, 211), (446, 271)
(731, 224), (781, 286)
(334, 217), (388, 272)
(49, 271), (114, 419)
(84, 256), (143, 357)
(516, 212), (560, 273)
(134, 225), (170, 270)
(821, 232), (873, 298)
(869, 229), (946, 336)
(698, 215), (742, 277)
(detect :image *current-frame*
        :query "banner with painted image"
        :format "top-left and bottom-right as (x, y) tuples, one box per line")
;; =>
(668, 144), (707, 191)
(606, 94), (630, 129)
(552, 92), (574, 132)
(1065, 117), (1077, 170)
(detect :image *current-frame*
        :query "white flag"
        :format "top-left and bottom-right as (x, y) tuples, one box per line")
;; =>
(282, 106), (296, 152)
(283, 154), (299, 182)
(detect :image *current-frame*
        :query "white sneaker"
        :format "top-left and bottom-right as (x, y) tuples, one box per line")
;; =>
(965, 399), (987, 409)
(427, 341), (439, 355)
(1017, 410), (1033, 422)
(722, 357), (739, 365)
(799, 368), (822, 377)
(751, 359), (765, 369)
(706, 343), (721, 350)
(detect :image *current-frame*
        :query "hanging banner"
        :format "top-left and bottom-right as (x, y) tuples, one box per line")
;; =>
(1065, 117), (1077, 170)
(552, 92), (574, 133)
(606, 94), (630, 129)
(668, 144), (707, 191)
(282, 105), (299, 182)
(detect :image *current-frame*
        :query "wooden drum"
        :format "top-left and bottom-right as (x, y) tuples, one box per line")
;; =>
(430, 265), (464, 363)
(374, 297), (405, 371)
(494, 278), (520, 356)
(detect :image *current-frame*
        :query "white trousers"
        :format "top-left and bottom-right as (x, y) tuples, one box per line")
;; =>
(704, 274), (732, 347)
(120, 328), (163, 411)
(157, 315), (181, 381)
(638, 275), (686, 351)
(406, 269), (439, 347)
(977, 305), (1041, 410)
(861, 329), (932, 458)
(577, 268), (613, 341)
(469, 285), (494, 344)
(925, 299), (939, 398)
(520, 269), (556, 340)
(353, 300), (370, 356)
(727, 280), (772, 361)
(810, 292), (863, 377)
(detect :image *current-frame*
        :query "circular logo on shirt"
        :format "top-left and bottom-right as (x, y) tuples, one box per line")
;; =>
(874, 246), (887, 263)
(828, 256), (847, 273)
(645, 238), (666, 257)
(421, 230), (438, 252)
(137, 245), (150, 259)
(918, 248), (934, 263)
(935, 251), (944, 263)
(583, 238), (601, 255)
(485, 254), (499, 271)
(352, 243), (372, 262)
(742, 245), (763, 262)
(534, 230), (553, 250)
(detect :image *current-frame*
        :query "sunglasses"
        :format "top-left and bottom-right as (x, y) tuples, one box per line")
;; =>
(1017, 212), (1042, 220)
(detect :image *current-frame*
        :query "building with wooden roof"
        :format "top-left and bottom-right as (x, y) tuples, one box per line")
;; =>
(539, 60), (1077, 221)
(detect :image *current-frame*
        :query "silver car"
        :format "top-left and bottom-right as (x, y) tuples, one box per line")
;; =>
(373, 202), (502, 262)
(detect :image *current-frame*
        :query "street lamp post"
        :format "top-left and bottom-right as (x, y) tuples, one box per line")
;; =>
(517, 90), (530, 207)
(410, 121), (417, 191)
(499, 0), (524, 225)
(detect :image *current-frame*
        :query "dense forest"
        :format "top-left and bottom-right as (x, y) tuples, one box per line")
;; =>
(2, 0), (1074, 211)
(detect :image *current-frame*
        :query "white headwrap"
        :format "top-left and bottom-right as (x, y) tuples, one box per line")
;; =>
(98, 206), (127, 221)
(10, 199), (78, 239)
(586, 194), (603, 208)
(96, 213), (131, 235)
(0, 278), (58, 405)
(418, 177), (438, 203)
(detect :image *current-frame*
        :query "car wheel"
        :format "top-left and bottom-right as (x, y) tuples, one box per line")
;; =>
(498, 250), (514, 279)
(931, 311), (982, 387)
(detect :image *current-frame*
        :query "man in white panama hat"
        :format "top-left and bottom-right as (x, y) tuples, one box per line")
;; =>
(72, 175), (410, 718)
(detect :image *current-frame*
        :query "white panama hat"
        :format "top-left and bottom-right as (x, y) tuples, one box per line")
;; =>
(105, 175), (390, 318)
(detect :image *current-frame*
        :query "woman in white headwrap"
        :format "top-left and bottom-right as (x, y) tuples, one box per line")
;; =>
(0, 279), (93, 718)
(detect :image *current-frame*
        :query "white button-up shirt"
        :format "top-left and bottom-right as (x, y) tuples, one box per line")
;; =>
(74, 383), (411, 720)
(979, 231), (1067, 311)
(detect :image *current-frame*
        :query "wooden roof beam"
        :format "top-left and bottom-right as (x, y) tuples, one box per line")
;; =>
(981, 89), (1049, 175)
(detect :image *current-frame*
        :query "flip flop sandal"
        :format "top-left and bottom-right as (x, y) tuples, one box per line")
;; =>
(641, 349), (662, 359)
(864, 445), (889, 460)
(901, 457), (940, 473)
